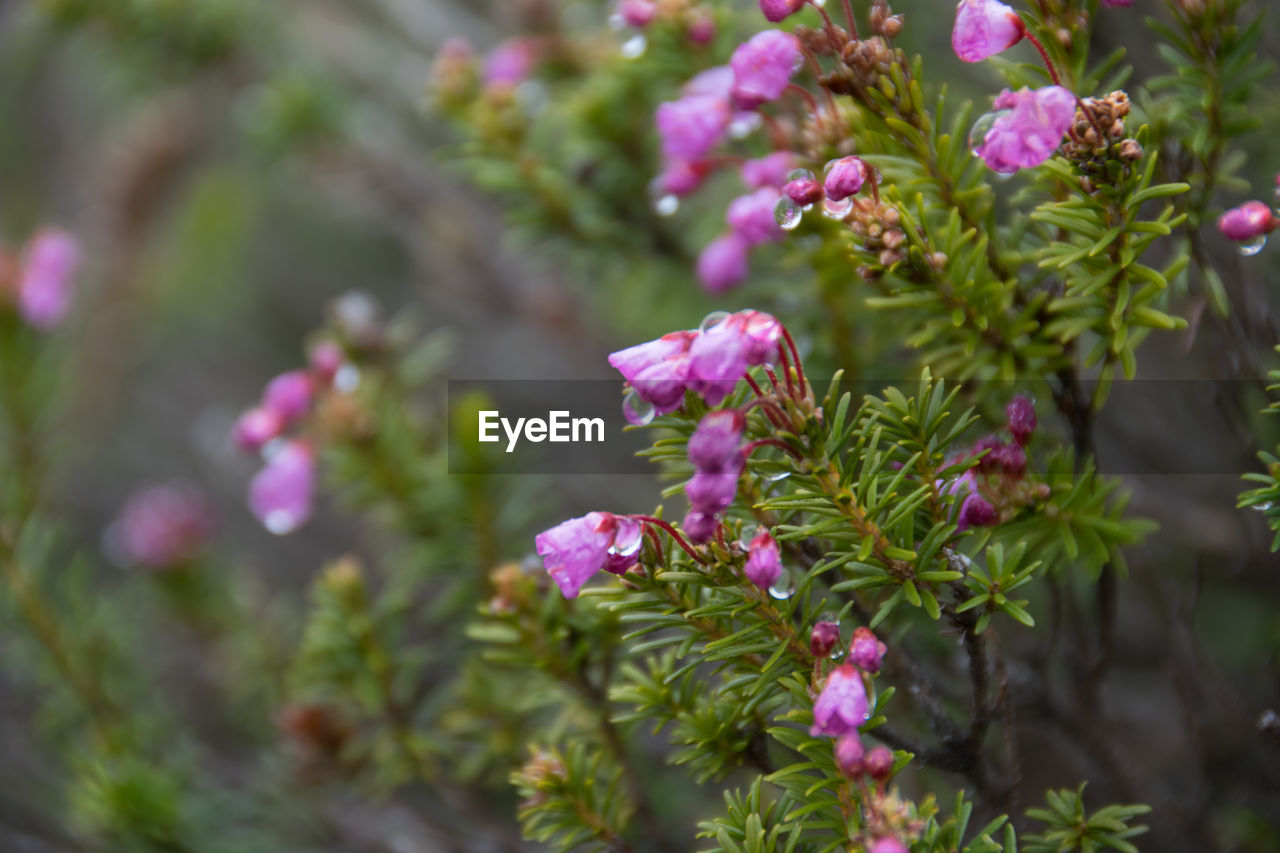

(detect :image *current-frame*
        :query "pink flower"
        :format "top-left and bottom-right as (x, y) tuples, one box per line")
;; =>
(656, 96), (730, 160)
(697, 233), (752, 294)
(688, 320), (749, 405)
(686, 470), (740, 514)
(688, 410), (746, 472)
(608, 330), (696, 415)
(262, 370), (316, 426)
(682, 510), (720, 543)
(688, 14), (716, 45)
(868, 839), (908, 853)
(760, 0), (805, 23)
(484, 39), (536, 90)
(619, 0), (657, 27)
(1101, 0), (1134, 6)
(1006, 394), (1037, 446)
(834, 735), (865, 777)
(849, 627), (886, 673)
(960, 492), (998, 530)
(684, 66), (735, 100)
(603, 516), (644, 575)
(823, 157), (868, 201)
(1218, 201), (1277, 241)
(309, 340), (345, 384)
(865, 745), (895, 781)
(726, 187), (785, 245)
(952, 0), (1025, 63)
(974, 86), (1075, 173)
(730, 30), (802, 109)
(17, 229), (79, 331)
(744, 529), (782, 590)
(112, 483), (215, 570)
(810, 664), (869, 737)
(232, 406), (284, 454)
(736, 309), (782, 364)
(658, 158), (714, 196)
(249, 441), (316, 535)
(535, 512), (632, 597)
(784, 178), (822, 206)
(741, 152), (795, 189)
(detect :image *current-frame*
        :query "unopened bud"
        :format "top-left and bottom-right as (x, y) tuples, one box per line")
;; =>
(865, 745), (895, 782)
(834, 735), (865, 777)
(883, 15), (903, 38)
(810, 621), (841, 658)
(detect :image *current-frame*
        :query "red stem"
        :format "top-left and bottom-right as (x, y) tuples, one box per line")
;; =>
(630, 515), (708, 565)
(744, 437), (804, 461)
(743, 395), (790, 430)
(765, 365), (786, 398)
(780, 326), (807, 396)
(840, 0), (858, 39)
(1022, 30), (1061, 87)
(642, 524), (665, 565)
(787, 83), (819, 113)
(776, 338), (799, 399)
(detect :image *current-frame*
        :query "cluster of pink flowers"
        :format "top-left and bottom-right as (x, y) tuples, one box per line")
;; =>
(942, 394), (1037, 531)
(608, 309), (782, 420)
(0, 228), (80, 331)
(743, 528), (782, 589)
(534, 511), (644, 598)
(952, 0), (1077, 174)
(613, 0), (715, 43)
(231, 340), (349, 534)
(107, 483), (216, 571)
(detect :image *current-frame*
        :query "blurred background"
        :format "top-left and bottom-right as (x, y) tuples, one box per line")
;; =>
(1, 0), (1280, 851)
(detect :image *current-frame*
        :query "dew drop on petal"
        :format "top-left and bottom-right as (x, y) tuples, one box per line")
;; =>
(1239, 235), (1267, 256)
(768, 568), (795, 600)
(968, 109), (1010, 157)
(775, 195), (803, 231)
(787, 168), (816, 183)
(621, 34), (647, 59)
(699, 310), (732, 334)
(622, 390), (656, 425)
(828, 644), (846, 661)
(264, 509), (302, 536)
(822, 196), (854, 219)
(729, 112), (762, 139)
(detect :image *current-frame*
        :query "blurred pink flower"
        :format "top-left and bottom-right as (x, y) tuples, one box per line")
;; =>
(17, 229), (79, 331)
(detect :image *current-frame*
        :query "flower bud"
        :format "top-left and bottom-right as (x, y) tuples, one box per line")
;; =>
(869, 839), (909, 853)
(232, 406), (284, 454)
(759, 0), (805, 23)
(686, 470), (740, 514)
(17, 228), (79, 331)
(810, 620), (841, 658)
(697, 233), (751, 294)
(951, 0), (1025, 62)
(1218, 200), (1276, 242)
(249, 441), (316, 535)
(308, 340), (345, 384)
(744, 529), (782, 590)
(959, 493), (999, 530)
(619, 0), (657, 27)
(688, 15), (716, 45)
(865, 745), (895, 781)
(834, 734), (865, 777)
(263, 370), (316, 426)
(688, 410), (746, 472)
(682, 510), (719, 544)
(784, 178), (823, 206)
(730, 31), (802, 109)
(823, 156), (868, 201)
(849, 627), (886, 673)
(1006, 393), (1036, 446)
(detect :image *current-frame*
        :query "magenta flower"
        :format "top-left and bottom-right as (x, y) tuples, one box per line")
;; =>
(784, 178), (822, 206)
(737, 310), (782, 364)
(603, 516), (644, 575)
(658, 158), (713, 196)
(484, 39), (535, 90)
(1218, 201), (1277, 241)
(250, 441), (316, 535)
(760, 0), (805, 23)
(741, 151), (795, 189)
(730, 30), (802, 109)
(697, 233), (752, 294)
(609, 330), (696, 415)
(1101, 0), (1133, 6)
(744, 529), (782, 590)
(823, 157), (868, 201)
(535, 511), (619, 598)
(262, 370), (316, 426)
(951, 0), (1025, 63)
(727, 187), (785, 245)
(688, 14), (716, 45)
(682, 509), (720, 544)
(232, 406), (284, 454)
(960, 492), (999, 530)
(111, 483), (215, 570)
(688, 410), (746, 472)
(834, 735), (865, 777)
(656, 96), (730, 160)
(1006, 393), (1037, 446)
(974, 86), (1076, 173)
(810, 664), (870, 737)
(17, 229), (79, 331)
(810, 620), (841, 658)
(688, 321), (749, 405)
(849, 627), (886, 674)
(686, 470), (740, 514)
(684, 65), (735, 100)
(619, 0), (657, 27)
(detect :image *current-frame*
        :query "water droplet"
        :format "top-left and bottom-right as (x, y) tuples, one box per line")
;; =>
(968, 109), (1010, 156)
(786, 167), (816, 183)
(621, 34), (647, 59)
(768, 568), (795, 599)
(1239, 235), (1268, 256)
(774, 195), (803, 230)
(820, 611), (838, 624)
(828, 644), (846, 661)
(607, 525), (644, 560)
(608, 12), (626, 31)
(765, 469), (791, 482)
(1252, 501), (1276, 512)
(942, 547), (972, 572)
(264, 509), (302, 535)
(622, 390), (656, 425)
(728, 112), (762, 139)
(654, 194), (678, 216)
(333, 364), (361, 393)
(822, 196), (854, 219)
(699, 310), (732, 334)
(736, 524), (759, 549)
